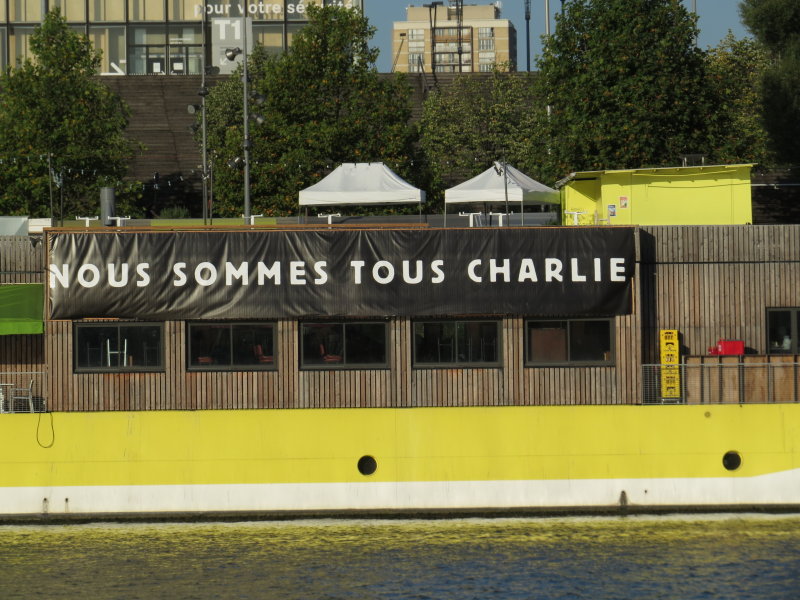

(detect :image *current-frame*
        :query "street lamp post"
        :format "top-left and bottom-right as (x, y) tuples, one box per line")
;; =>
(225, 12), (251, 224)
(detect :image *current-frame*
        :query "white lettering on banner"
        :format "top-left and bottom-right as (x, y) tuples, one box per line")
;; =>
(195, 2), (355, 18)
(610, 258), (626, 282)
(136, 263), (151, 287)
(48, 258), (628, 289)
(173, 263), (188, 286)
(289, 261), (306, 285)
(226, 262), (249, 285)
(257, 261), (281, 285)
(108, 264), (129, 288)
(312, 261), (328, 285)
(195, 262), (218, 286)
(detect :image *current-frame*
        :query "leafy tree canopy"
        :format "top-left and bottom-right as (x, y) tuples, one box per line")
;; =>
(419, 69), (552, 205)
(536, 0), (711, 174)
(204, 5), (419, 217)
(705, 33), (772, 168)
(740, 0), (800, 165)
(0, 9), (136, 219)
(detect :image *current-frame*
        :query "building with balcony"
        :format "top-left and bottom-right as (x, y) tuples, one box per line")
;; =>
(392, 2), (516, 74)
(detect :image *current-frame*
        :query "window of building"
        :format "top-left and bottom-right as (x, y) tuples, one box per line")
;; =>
(90, 26), (127, 74)
(90, 0), (126, 21)
(8, 26), (34, 67)
(74, 323), (163, 372)
(526, 319), (613, 365)
(129, 25), (167, 74)
(478, 63), (494, 72)
(169, 0), (201, 20)
(168, 25), (202, 74)
(478, 38), (495, 51)
(408, 53), (424, 72)
(478, 27), (494, 38)
(254, 23), (284, 54)
(50, 0), (87, 21)
(408, 40), (424, 53)
(10, 1), (42, 22)
(286, 22), (305, 46)
(187, 322), (276, 370)
(767, 309), (799, 354)
(413, 320), (500, 367)
(129, 0), (166, 21)
(408, 29), (424, 41)
(300, 322), (387, 369)
(0, 29), (7, 70)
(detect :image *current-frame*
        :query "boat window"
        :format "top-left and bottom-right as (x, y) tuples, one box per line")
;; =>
(74, 322), (163, 372)
(412, 320), (501, 367)
(767, 308), (798, 354)
(187, 322), (276, 370)
(525, 319), (613, 366)
(300, 322), (387, 369)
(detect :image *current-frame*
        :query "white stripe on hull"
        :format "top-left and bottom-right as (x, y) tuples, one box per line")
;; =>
(5, 469), (800, 516)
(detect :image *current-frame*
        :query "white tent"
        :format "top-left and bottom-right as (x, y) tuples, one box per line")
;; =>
(299, 162), (425, 206)
(444, 163), (560, 207)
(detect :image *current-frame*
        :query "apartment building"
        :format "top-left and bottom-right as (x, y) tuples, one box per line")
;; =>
(392, 2), (516, 73)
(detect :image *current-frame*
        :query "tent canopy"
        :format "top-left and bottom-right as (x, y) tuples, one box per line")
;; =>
(299, 162), (425, 206)
(444, 163), (560, 206)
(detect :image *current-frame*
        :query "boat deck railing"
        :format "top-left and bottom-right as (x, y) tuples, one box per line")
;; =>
(0, 371), (47, 413)
(643, 362), (800, 405)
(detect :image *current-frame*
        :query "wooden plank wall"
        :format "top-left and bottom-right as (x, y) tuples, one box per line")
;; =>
(0, 236), (45, 373)
(47, 315), (632, 410)
(639, 225), (800, 363)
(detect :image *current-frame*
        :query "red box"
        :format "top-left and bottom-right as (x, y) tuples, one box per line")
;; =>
(708, 339), (745, 356)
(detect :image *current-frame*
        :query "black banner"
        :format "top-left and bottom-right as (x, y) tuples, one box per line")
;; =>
(48, 228), (635, 320)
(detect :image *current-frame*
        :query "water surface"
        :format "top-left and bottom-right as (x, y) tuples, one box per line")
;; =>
(1, 514), (798, 599)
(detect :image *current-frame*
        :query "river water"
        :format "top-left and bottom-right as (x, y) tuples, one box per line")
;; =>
(0, 514), (798, 599)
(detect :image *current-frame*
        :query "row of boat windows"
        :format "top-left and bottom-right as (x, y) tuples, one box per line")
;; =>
(73, 318), (615, 373)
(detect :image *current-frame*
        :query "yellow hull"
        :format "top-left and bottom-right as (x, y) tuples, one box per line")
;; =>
(1, 404), (798, 516)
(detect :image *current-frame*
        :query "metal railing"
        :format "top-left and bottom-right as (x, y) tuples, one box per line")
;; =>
(643, 363), (800, 405)
(0, 371), (47, 413)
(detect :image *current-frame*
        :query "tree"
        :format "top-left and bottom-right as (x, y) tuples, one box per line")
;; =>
(204, 5), (418, 217)
(535, 0), (712, 175)
(419, 69), (552, 205)
(0, 9), (136, 219)
(740, 0), (800, 164)
(705, 33), (772, 167)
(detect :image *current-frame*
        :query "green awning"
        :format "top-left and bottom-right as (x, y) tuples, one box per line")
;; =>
(0, 283), (44, 335)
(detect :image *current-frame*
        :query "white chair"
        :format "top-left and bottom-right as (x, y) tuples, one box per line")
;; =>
(10, 379), (34, 413)
(107, 338), (128, 367)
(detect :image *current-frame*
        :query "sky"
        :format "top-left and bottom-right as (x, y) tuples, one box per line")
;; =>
(364, 0), (750, 73)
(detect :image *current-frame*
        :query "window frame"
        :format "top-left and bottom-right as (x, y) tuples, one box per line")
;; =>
(412, 319), (502, 369)
(186, 321), (278, 371)
(525, 318), (615, 367)
(766, 308), (799, 354)
(300, 321), (389, 370)
(74, 322), (164, 373)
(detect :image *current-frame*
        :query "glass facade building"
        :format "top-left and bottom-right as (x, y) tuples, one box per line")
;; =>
(1, 0), (362, 74)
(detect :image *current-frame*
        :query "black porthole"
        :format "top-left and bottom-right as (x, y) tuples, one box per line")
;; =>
(722, 451), (742, 471)
(357, 455), (377, 476)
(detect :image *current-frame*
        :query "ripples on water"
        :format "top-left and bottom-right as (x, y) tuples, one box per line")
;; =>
(0, 514), (798, 599)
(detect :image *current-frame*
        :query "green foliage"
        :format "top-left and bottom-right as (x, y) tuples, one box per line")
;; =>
(0, 9), (136, 219)
(705, 33), (772, 167)
(740, 0), (800, 165)
(536, 0), (712, 174)
(419, 69), (552, 205)
(203, 6), (419, 217)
